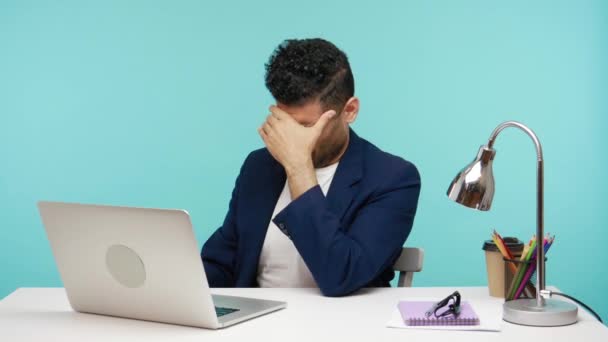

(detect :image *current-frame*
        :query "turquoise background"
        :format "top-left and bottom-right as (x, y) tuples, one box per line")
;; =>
(1, 0), (606, 321)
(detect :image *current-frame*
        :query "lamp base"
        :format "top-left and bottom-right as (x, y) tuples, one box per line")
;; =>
(503, 298), (578, 326)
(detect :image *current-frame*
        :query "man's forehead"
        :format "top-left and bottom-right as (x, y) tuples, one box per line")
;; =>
(276, 100), (323, 124)
(277, 100), (323, 113)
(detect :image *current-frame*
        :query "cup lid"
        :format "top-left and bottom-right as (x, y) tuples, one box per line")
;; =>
(482, 237), (524, 253)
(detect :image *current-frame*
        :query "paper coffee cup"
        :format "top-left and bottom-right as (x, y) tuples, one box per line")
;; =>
(482, 237), (524, 298)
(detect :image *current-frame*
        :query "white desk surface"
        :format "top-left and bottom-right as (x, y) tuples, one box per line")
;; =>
(1, 286), (606, 341)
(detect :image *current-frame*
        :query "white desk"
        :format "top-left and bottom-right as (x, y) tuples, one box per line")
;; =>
(1, 286), (606, 341)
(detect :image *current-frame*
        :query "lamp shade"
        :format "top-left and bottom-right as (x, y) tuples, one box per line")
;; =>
(446, 145), (496, 211)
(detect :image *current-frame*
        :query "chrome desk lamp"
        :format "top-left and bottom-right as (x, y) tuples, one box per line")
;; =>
(446, 121), (578, 326)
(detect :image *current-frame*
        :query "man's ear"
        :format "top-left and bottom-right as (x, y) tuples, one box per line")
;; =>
(341, 97), (359, 124)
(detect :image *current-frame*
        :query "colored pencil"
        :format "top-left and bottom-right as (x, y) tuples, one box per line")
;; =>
(507, 238), (538, 300)
(493, 231), (538, 298)
(520, 236), (536, 297)
(491, 231), (518, 275)
(513, 236), (554, 299)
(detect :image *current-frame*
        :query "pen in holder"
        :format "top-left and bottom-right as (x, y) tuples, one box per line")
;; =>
(503, 256), (548, 301)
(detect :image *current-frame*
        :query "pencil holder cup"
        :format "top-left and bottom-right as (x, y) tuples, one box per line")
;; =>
(482, 238), (524, 298)
(502, 256), (548, 301)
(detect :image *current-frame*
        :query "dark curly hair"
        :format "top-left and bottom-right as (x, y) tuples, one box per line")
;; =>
(264, 38), (355, 111)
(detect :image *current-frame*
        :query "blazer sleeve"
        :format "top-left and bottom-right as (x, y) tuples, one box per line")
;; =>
(272, 161), (421, 297)
(200, 155), (249, 287)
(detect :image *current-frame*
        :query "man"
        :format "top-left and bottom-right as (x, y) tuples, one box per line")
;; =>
(201, 38), (421, 297)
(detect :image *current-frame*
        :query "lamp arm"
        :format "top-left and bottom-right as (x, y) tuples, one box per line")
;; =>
(487, 121), (543, 161)
(486, 121), (546, 307)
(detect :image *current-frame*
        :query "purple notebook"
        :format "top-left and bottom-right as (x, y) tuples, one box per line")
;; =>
(397, 301), (480, 326)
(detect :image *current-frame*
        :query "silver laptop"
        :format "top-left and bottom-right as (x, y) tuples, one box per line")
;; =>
(37, 201), (286, 329)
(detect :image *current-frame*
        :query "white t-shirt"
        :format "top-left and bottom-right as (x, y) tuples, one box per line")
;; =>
(257, 162), (339, 288)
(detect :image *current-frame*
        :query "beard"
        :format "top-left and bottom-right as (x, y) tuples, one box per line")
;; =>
(312, 134), (349, 168)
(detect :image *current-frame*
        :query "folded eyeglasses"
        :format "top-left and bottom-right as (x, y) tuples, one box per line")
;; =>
(425, 291), (462, 318)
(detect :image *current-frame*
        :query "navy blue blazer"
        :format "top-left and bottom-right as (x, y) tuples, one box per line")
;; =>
(200, 129), (421, 297)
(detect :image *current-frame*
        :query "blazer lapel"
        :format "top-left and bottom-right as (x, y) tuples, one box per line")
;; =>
(326, 128), (364, 222)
